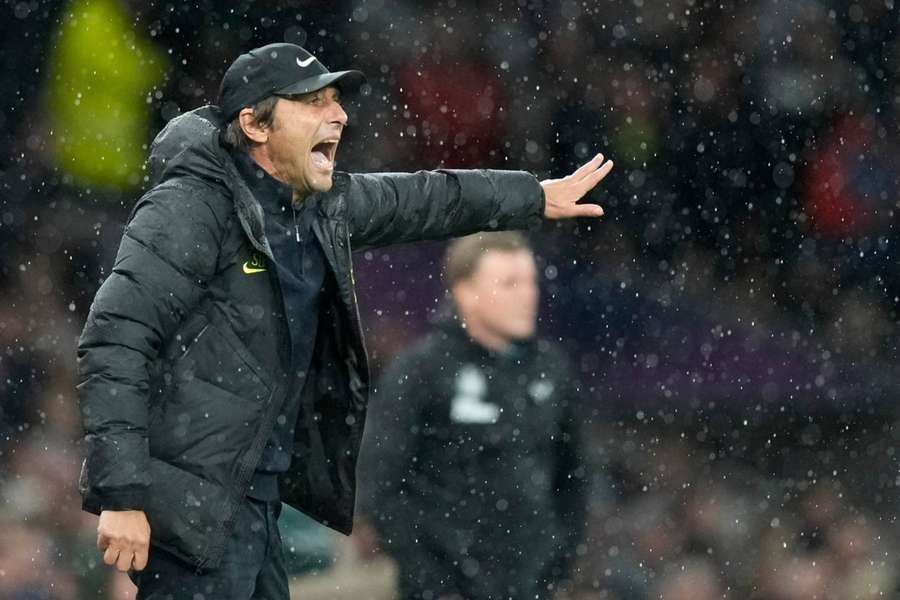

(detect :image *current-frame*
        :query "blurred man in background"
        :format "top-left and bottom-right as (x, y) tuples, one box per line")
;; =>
(360, 232), (587, 600)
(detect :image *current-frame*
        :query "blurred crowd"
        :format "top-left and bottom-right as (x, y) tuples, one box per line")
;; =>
(572, 415), (900, 599)
(1, 0), (899, 598)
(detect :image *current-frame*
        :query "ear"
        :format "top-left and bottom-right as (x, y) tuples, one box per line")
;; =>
(451, 281), (475, 312)
(238, 107), (270, 143)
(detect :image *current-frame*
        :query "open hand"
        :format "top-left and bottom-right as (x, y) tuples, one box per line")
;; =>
(97, 509), (151, 572)
(541, 153), (614, 219)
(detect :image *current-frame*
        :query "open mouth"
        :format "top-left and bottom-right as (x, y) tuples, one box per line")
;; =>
(310, 140), (338, 170)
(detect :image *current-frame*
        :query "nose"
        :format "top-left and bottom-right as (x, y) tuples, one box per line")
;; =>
(329, 99), (348, 127)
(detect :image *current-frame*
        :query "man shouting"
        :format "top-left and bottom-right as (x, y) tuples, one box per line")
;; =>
(76, 42), (613, 599)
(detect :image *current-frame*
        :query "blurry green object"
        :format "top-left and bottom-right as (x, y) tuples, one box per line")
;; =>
(48, 0), (166, 189)
(278, 503), (337, 575)
(614, 114), (659, 166)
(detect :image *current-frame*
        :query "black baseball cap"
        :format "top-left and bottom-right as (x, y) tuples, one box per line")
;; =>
(217, 43), (366, 121)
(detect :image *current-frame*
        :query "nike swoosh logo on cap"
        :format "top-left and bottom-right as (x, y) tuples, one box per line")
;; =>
(296, 56), (316, 68)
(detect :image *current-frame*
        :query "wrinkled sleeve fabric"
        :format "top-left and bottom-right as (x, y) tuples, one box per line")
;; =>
(346, 169), (545, 251)
(76, 183), (224, 512)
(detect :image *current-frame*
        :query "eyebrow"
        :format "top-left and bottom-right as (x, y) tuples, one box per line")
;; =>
(289, 89), (341, 102)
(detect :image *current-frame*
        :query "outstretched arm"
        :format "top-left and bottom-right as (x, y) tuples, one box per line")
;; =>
(346, 168), (544, 250)
(346, 154), (614, 250)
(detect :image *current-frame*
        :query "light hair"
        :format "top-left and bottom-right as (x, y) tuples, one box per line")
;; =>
(221, 95), (280, 152)
(443, 231), (531, 287)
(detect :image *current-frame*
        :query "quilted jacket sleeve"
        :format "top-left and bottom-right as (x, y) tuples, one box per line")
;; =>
(76, 182), (225, 512)
(346, 169), (545, 251)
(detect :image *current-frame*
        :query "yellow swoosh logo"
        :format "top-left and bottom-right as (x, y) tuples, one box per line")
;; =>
(242, 262), (267, 274)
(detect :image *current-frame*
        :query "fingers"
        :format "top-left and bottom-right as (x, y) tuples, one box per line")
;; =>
(98, 532), (149, 571)
(116, 548), (136, 572)
(570, 152), (606, 180)
(566, 203), (605, 218)
(540, 153), (614, 219)
(133, 546), (149, 571)
(578, 158), (614, 193)
(104, 543), (143, 572)
(96, 510), (152, 573)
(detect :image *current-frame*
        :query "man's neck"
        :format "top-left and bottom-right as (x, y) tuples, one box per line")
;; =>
(247, 146), (302, 200)
(246, 148), (307, 206)
(460, 317), (511, 353)
(247, 147), (287, 185)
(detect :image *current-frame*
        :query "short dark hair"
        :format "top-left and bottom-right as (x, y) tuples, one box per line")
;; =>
(443, 231), (532, 287)
(220, 95), (280, 152)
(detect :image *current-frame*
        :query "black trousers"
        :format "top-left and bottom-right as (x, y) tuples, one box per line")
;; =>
(130, 497), (289, 600)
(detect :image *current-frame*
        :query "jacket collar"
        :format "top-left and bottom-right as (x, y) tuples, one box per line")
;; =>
(225, 158), (275, 260)
(230, 150), (295, 216)
(435, 307), (534, 362)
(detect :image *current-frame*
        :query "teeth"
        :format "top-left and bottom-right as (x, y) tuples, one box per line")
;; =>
(311, 150), (333, 169)
(311, 139), (338, 170)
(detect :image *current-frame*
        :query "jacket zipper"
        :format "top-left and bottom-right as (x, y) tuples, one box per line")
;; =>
(178, 323), (209, 361)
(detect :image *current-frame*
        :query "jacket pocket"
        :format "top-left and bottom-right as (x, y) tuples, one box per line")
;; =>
(144, 458), (231, 569)
(149, 315), (273, 475)
(161, 312), (210, 362)
(178, 323), (210, 361)
(208, 305), (274, 390)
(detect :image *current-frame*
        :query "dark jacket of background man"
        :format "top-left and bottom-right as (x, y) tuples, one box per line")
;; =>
(361, 315), (586, 600)
(75, 105), (545, 570)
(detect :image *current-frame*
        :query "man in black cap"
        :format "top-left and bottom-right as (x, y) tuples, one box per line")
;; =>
(76, 42), (613, 599)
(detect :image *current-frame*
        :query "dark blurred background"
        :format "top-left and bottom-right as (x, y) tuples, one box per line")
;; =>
(2, 0), (900, 598)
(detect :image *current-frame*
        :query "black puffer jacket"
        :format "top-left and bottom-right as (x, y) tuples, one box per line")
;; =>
(76, 106), (545, 570)
(359, 317), (587, 600)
